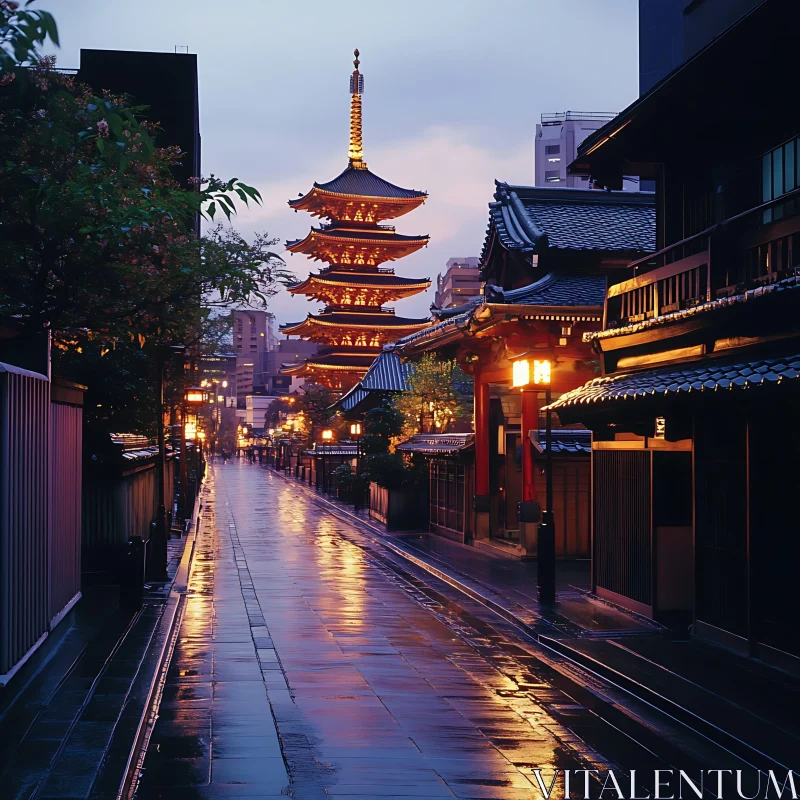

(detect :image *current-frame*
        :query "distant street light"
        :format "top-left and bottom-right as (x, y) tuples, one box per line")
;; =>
(185, 386), (206, 404)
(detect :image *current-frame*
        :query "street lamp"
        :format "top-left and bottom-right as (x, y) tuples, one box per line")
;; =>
(511, 357), (555, 605)
(321, 429), (334, 493)
(350, 422), (363, 510)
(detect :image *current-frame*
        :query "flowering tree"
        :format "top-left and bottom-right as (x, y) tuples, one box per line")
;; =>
(392, 354), (473, 437)
(0, 1), (58, 83)
(0, 61), (282, 345)
(0, 14), (295, 433)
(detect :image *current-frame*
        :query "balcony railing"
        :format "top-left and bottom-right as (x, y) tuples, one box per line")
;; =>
(606, 187), (800, 328)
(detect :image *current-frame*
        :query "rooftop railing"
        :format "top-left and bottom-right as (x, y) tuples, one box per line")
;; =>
(605, 187), (800, 328)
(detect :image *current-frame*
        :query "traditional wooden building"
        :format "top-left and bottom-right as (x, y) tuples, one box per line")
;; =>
(392, 183), (655, 556)
(281, 51), (431, 393)
(546, 0), (800, 666)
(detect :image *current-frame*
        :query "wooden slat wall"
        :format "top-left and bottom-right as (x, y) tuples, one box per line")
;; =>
(593, 450), (652, 606)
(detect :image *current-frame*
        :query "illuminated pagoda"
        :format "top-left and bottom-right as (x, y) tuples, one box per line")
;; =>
(281, 50), (431, 392)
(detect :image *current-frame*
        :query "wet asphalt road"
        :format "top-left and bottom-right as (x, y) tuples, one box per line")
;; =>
(133, 461), (669, 799)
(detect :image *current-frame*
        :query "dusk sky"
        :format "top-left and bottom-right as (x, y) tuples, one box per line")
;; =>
(45, 0), (639, 325)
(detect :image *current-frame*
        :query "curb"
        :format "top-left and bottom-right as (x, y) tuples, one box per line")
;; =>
(116, 484), (204, 800)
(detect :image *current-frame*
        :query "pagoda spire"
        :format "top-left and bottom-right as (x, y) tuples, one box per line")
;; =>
(349, 49), (366, 170)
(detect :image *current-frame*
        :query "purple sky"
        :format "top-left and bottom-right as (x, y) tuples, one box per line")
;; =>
(44, 0), (638, 325)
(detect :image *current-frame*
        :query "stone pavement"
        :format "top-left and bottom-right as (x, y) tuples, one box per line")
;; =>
(135, 461), (613, 799)
(0, 532), (189, 800)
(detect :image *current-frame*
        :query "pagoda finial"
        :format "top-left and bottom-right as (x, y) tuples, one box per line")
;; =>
(348, 49), (366, 170)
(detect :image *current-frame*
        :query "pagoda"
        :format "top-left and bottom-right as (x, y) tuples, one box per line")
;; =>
(281, 50), (431, 392)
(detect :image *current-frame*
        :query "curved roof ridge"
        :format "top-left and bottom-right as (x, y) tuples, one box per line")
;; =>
(289, 165), (427, 204)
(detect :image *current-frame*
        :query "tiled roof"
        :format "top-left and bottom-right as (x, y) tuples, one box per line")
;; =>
(288, 271), (430, 290)
(431, 297), (483, 320)
(396, 433), (474, 455)
(280, 311), (430, 329)
(500, 273), (607, 307)
(391, 311), (471, 348)
(546, 351), (800, 412)
(587, 273), (800, 342)
(292, 166), (426, 202)
(305, 445), (360, 456)
(480, 182), (655, 268)
(338, 388), (370, 412)
(286, 226), (429, 248)
(530, 428), (591, 455)
(360, 350), (413, 392)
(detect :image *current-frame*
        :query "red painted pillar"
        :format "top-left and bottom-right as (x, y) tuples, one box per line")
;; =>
(474, 373), (490, 500)
(521, 388), (539, 503)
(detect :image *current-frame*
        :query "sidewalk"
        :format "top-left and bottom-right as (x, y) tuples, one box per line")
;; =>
(277, 467), (800, 772)
(0, 532), (191, 800)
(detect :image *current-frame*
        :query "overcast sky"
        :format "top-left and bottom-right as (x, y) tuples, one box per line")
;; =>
(44, 0), (639, 325)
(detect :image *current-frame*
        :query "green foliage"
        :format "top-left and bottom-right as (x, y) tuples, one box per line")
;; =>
(392, 354), (473, 437)
(332, 463), (369, 496)
(0, 1), (58, 83)
(0, 63), (282, 345)
(361, 452), (411, 490)
(360, 400), (405, 454)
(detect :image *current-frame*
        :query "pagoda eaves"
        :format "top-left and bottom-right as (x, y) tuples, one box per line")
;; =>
(287, 271), (431, 306)
(289, 166), (427, 222)
(285, 225), (429, 267)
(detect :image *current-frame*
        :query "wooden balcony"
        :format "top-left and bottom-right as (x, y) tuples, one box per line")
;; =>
(606, 189), (800, 328)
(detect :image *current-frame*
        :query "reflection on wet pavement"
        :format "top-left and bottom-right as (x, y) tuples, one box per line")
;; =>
(136, 462), (610, 798)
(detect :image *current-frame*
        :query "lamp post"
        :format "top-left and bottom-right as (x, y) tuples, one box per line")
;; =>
(182, 386), (206, 519)
(321, 428), (333, 493)
(350, 422), (363, 509)
(512, 357), (555, 604)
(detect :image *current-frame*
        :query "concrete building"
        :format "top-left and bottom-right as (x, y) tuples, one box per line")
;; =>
(264, 341), (319, 395)
(433, 258), (481, 310)
(534, 112), (619, 188)
(233, 310), (280, 401)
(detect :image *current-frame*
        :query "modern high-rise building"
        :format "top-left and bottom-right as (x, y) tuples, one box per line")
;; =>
(534, 112), (619, 188)
(638, 0), (765, 95)
(433, 258), (481, 310)
(78, 49), (201, 233)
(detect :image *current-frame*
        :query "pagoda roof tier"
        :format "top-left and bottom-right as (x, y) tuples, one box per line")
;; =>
(287, 270), (431, 301)
(280, 350), (379, 376)
(280, 310), (430, 342)
(285, 226), (429, 266)
(289, 166), (427, 221)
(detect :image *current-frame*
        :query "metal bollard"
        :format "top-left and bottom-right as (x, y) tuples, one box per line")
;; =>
(120, 536), (145, 610)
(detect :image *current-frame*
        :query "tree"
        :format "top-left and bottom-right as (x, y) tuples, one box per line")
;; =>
(392, 354), (473, 438)
(0, 45), (295, 435)
(0, 1), (58, 82)
(0, 61), (274, 344)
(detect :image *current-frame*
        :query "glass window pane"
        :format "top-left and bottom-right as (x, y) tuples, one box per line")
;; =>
(786, 142), (796, 192)
(773, 147), (784, 198)
(763, 153), (772, 202)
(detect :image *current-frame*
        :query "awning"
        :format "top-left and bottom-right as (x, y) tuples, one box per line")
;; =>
(545, 351), (800, 412)
(396, 433), (474, 455)
(305, 445), (359, 456)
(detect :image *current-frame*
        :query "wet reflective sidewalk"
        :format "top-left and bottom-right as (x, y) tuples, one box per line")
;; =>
(135, 462), (597, 799)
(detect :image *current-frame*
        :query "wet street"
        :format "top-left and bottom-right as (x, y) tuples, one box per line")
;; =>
(135, 461), (612, 799)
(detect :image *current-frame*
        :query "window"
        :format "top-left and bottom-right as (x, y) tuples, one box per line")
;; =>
(545, 144), (560, 155)
(545, 170), (561, 183)
(762, 137), (800, 222)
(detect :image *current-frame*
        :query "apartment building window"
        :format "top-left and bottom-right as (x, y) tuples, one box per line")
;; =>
(762, 136), (800, 223)
(545, 170), (561, 183)
(545, 144), (560, 155)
